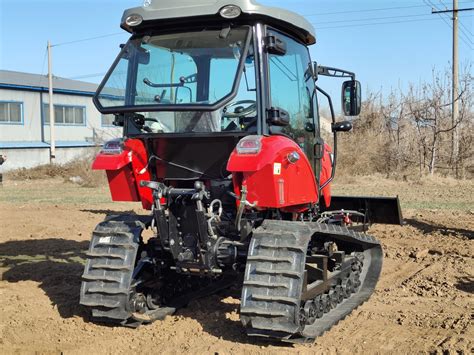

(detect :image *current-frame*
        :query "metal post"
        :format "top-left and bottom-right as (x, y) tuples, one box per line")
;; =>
(452, 0), (459, 177)
(47, 41), (56, 163)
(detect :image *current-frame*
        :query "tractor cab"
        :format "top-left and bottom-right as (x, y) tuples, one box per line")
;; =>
(94, 0), (360, 186)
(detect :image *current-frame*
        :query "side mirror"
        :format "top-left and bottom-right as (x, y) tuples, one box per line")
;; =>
(342, 80), (361, 116)
(267, 107), (290, 126)
(332, 121), (353, 133)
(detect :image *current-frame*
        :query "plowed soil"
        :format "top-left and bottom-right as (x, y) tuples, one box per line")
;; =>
(0, 176), (472, 354)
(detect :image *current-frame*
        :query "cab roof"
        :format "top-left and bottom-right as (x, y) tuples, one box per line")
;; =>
(121, 0), (316, 45)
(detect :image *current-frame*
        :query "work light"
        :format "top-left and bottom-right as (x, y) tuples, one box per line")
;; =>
(125, 14), (143, 27)
(220, 5), (242, 19)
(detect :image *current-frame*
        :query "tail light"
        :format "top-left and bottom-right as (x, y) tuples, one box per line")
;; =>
(236, 135), (262, 155)
(101, 139), (124, 155)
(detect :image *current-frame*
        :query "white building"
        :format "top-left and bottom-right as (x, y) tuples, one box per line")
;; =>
(0, 70), (121, 171)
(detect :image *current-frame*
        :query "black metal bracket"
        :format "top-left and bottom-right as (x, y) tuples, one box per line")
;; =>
(264, 35), (287, 55)
(317, 66), (355, 80)
(266, 107), (290, 126)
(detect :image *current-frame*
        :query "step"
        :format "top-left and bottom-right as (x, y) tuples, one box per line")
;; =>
(80, 299), (121, 308)
(91, 264), (132, 271)
(247, 255), (293, 263)
(251, 294), (299, 305)
(243, 281), (290, 289)
(87, 287), (129, 295)
(254, 268), (302, 278)
(86, 252), (125, 260)
(81, 274), (122, 283)
(240, 307), (288, 317)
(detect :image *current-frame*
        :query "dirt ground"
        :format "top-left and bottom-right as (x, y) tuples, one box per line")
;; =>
(0, 176), (472, 354)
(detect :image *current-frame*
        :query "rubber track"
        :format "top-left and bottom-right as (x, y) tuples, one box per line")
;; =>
(80, 216), (147, 325)
(240, 220), (383, 342)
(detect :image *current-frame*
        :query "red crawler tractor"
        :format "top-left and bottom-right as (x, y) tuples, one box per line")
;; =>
(80, 0), (403, 342)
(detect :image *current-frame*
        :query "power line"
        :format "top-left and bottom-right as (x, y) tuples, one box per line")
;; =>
(304, 1), (474, 17)
(439, 0), (450, 8)
(426, 0), (473, 49)
(40, 48), (48, 77)
(459, 20), (473, 37)
(439, 4), (474, 45)
(305, 4), (436, 16)
(448, 0), (474, 38)
(428, 0), (473, 46)
(431, 6), (474, 13)
(315, 13), (433, 25)
(311, 2), (473, 50)
(51, 32), (125, 47)
(314, 17), (443, 30)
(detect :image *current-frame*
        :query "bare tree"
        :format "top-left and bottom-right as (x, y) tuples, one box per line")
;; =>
(337, 66), (473, 179)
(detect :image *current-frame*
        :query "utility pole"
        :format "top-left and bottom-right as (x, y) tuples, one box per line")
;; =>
(47, 41), (56, 163)
(452, 0), (459, 177)
(432, 2), (474, 177)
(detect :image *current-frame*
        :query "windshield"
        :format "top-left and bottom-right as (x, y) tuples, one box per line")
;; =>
(124, 55), (257, 134)
(95, 27), (258, 135)
(96, 27), (251, 111)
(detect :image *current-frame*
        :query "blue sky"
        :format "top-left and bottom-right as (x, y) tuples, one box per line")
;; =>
(0, 0), (472, 105)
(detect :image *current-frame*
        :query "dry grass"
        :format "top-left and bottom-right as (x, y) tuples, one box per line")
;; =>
(6, 158), (106, 188)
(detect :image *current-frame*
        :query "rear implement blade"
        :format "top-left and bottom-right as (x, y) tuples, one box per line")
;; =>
(324, 196), (404, 225)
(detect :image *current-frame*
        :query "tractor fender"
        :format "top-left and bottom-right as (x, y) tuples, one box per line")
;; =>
(92, 139), (153, 210)
(227, 135), (318, 210)
(92, 150), (132, 171)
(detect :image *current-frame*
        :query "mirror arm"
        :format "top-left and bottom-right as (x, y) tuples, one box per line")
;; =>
(316, 85), (337, 192)
(317, 65), (355, 81)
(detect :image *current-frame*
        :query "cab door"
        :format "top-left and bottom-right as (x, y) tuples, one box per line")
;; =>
(266, 29), (321, 180)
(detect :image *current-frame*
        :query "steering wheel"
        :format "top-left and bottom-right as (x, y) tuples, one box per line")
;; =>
(143, 118), (172, 133)
(223, 100), (257, 118)
(144, 118), (158, 123)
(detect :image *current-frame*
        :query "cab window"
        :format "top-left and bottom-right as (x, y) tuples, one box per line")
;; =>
(268, 30), (318, 143)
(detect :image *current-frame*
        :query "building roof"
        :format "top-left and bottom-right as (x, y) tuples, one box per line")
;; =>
(0, 70), (98, 96)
